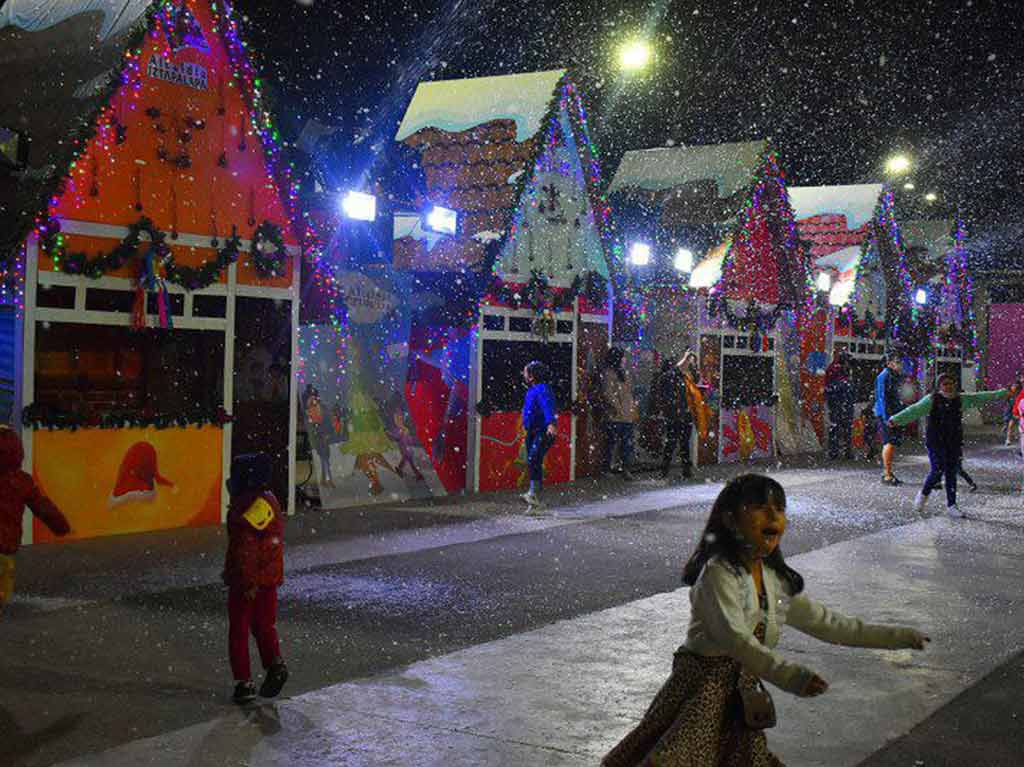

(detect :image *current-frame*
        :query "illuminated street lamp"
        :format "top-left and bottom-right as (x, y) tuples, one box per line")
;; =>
(341, 190), (377, 221)
(618, 39), (651, 72)
(903, 181), (915, 191)
(674, 247), (694, 273)
(629, 241), (651, 266)
(885, 154), (911, 175)
(924, 191), (938, 203)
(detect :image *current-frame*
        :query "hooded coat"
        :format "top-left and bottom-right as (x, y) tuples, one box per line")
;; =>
(0, 426), (70, 554)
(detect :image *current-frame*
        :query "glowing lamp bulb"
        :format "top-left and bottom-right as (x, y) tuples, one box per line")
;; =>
(425, 205), (458, 235)
(674, 248), (694, 273)
(618, 40), (651, 71)
(925, 192), (938, 202)
(885, 154), (911, 175)
(915, 287), (928, 305)
(816, 271), (832, 292)
(629, 242), (651, 266)
(341, 190), (376, 222)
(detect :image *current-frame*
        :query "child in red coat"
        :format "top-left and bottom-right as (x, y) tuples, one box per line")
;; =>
(223, 452), (288, 703)
(0, 426), (70, 612)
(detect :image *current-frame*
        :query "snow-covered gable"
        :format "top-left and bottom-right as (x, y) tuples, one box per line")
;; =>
(492, 101), (609, 285)
(395, 70), (566, 143)
(789, 184), (881, 230)
(608, 140), (767, 198)
(0, 0), (151, 41)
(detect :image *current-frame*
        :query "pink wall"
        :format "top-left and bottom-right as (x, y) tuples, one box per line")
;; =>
(987, 303), (1024, 387)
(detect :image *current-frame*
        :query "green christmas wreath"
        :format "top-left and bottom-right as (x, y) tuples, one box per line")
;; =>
(250, 221), (287, 278)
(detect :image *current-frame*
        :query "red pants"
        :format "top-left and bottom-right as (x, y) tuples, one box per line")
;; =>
(228, 586), (281, 681)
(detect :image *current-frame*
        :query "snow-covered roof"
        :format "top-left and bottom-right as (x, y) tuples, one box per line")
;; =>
(609, 140), (767, 197)
(788, 184), (882, 230)
(0, 0), (151, 41)
(395, 69), (566, 143)
(815, 244), (861, 273)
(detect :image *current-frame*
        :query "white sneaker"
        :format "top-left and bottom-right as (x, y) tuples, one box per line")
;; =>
(912, 491), (928, 514)
(946, 503), (965, 519)
(521, 491), (541, 507)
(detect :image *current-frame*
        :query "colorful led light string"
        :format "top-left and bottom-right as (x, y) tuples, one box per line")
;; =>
(929, 217), (978, 366)
(209, 0), (349, 386)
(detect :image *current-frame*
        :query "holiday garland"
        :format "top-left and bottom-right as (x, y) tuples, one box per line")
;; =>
(23, 402), (232, 431)
(38, 216), (242, 290)
(250, 220), (287, 277)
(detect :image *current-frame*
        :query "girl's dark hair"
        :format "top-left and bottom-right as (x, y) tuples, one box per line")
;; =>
(930, 372), (962, 419)
(682, 473), (804, 594)
(525, 360), (550, 384)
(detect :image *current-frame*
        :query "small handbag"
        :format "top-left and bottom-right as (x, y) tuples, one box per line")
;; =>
(739, 678), (777, 730)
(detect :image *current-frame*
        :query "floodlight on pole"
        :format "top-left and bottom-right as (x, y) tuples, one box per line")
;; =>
(341, 190), (377, 221)
(816, 271), (832, 292)
(629, 241), (651, 266)
(885, 154), (911, 175)
(425, 205), (458, 235)
(674, 247), (694, 273)
(618, 39), (651, 72)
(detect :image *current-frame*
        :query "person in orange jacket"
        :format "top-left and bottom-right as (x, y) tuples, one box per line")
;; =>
(223, 452), (288, 704)
(0, 426), (70, 613)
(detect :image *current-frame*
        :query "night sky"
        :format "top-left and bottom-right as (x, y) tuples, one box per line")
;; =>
(233, 0), (1023, 229)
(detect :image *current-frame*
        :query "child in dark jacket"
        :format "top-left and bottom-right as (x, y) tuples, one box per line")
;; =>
(520, 360), (557, 510)
(890, 374), (1006, 518)
(223, 452), (288, 703)
(0, 426), (70, 612)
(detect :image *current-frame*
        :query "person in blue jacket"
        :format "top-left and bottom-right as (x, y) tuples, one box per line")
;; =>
(521, 360), (558, 510)
(874, 353), (905, 486)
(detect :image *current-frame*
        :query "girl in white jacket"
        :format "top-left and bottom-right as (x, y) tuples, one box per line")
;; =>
(604, 473), (929, 766)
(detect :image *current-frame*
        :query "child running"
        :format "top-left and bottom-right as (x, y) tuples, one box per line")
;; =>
(223, 452), (289, 703)
(603, 473), (928, 767)
(521, 360), (558, 510)
(889, 374), (1006, 518)
(0, 426), (70, 613)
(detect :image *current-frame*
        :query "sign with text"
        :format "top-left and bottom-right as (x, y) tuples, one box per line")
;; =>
(147, 55), (209, 91)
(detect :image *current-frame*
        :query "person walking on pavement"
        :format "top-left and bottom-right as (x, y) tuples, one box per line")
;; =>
(875, 354), (905, 485)
(824, 349), (855, 460)
(1003, 375), (1022, 447)
(602, 347), (638, 480)
(890, 373), (1006, 518)
(655, 351), (699, 480)
(602, 473), (929, 767)
(520, 360), (558, 510)
(223, 452), (289, 704)
(0, 426), (70, 614)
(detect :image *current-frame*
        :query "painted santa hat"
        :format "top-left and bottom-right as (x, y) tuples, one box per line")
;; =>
(109, 441), (173, 507)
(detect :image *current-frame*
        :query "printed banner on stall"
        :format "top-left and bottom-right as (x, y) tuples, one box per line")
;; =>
(299, 267), (449, 508)
(32, 426), (222, 542)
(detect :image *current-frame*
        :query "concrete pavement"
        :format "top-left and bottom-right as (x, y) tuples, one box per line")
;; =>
(44, 458), (1024, 766)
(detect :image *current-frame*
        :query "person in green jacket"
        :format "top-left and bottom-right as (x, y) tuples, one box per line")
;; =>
(889, 373), (1007, 517)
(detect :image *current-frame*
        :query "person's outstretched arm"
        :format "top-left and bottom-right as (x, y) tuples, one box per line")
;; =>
(889, 395), (932, 427)
(960, 389), (1009, 411)
(785, 592), (926, 649)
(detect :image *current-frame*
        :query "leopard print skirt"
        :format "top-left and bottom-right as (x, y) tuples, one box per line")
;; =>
(602, 631), (784, 767)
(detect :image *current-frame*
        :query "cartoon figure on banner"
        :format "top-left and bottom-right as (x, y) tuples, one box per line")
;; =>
(722, 407), (773, 461)
(338, 367), (399, 497)
(385, 394), (425, 482)
(302, 385), (333, 487)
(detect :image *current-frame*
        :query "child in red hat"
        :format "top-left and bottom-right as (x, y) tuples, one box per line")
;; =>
(223, 452), (288, 704)
(0, 426), (70, 612)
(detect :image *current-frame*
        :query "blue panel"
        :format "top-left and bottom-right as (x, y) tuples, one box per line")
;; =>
(0, 306), (16, 425)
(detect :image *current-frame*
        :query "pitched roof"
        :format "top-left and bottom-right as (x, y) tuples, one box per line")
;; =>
(395, 70), (566, 143)
(0, 3), (154, 256)
(608, 140), (767, 197)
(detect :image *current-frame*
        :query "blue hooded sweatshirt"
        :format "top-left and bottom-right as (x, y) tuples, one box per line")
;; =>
(522, 383), (557, 432)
